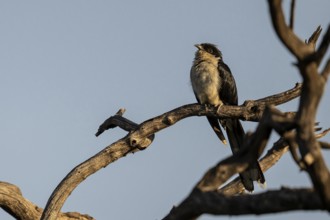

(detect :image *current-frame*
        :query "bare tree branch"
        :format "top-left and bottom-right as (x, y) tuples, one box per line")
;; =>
(268, 0), (313, 60)
(306, 26), (322, 50)
(163, 188), (324, 220)
(315, 24), (330, 66)
(320, 141), (330, 149)
(295, 27), (330, 212)
(268, 0), (330, 211)
(251, 82), (301, 105)
(0, 182), (93, 220)
(284, 130), (306, 169)
(95, 108), (130, 136)
(289, 0), (295, 29)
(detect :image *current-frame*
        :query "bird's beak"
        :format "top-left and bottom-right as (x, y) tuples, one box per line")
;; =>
(194, 44), (202, 50)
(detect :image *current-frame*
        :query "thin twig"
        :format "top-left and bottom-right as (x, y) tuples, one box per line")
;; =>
(315, 24), (330, 65)
(289, 0), (295, 29)
(306, 26), (322, 50)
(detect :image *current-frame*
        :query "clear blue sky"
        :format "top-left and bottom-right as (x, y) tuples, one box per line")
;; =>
(0, 1), (329, 220)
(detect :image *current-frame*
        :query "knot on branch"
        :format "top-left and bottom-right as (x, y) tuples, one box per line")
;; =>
(127, 134), (154, 150)
(303, 153), (315, 166)
(243, 100), (265, 119)
(163, 114), (176, 125)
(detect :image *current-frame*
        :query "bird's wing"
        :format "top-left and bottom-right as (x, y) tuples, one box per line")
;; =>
(218, 60), (238, 105)
(217, 60), (245, 150)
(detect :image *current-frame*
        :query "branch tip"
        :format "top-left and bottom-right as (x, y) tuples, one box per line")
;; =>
(116, 108), (126, 116)
(307, 25), (322, 46)
(289, 0), (295, 30)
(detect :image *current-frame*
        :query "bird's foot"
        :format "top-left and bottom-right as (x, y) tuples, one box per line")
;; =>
(204, 101), (224, 110)
(217, 101), (224, 107)
(215, 101), (224, 112)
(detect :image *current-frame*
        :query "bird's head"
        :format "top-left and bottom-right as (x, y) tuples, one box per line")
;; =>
(194, 43), (222, 60)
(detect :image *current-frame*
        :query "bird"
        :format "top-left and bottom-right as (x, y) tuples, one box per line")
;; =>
(190, 43), (265, 191)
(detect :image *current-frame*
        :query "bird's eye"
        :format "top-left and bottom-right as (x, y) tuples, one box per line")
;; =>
(208, 48), (220, 57)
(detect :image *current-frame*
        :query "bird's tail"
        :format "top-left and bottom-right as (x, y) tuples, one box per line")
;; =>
(206, 116), (227, 145)
(225, 119), (265, 192)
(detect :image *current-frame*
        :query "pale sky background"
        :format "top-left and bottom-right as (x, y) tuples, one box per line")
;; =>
(1, 1), (330, 220)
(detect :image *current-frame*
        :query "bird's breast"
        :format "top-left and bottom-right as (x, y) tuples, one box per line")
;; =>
(191, 62), (222, 106)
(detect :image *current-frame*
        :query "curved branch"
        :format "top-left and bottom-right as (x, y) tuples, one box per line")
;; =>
(252, 82), (301, 105)
(0, 182), (93, 220)
(289, 0), (295, 30)
(268, 0), (313, 60)
(40, 140), (137, 220)
(41, 84), (302, 220)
